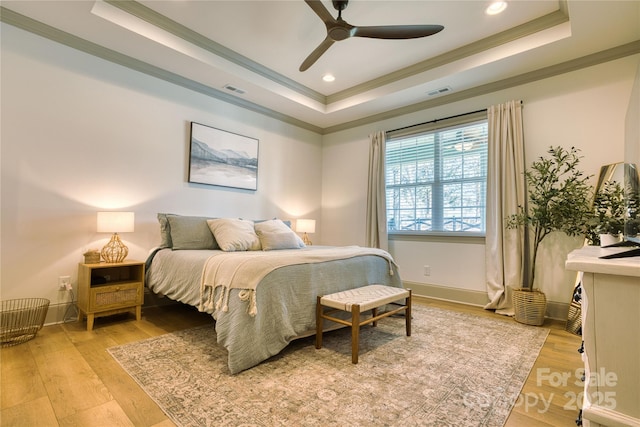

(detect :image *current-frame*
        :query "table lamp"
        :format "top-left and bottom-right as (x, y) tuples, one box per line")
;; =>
(296, 219), (316, 246)
(97, 211), (134, 263)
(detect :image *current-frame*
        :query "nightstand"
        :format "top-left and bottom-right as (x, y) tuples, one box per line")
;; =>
(77, 260), (145, 331)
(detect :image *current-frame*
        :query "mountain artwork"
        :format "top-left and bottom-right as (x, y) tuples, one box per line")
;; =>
(188, 122), (258, 190)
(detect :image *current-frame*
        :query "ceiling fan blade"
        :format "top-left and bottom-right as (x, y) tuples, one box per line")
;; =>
(299, 37), (335, 71)
(300, 0), (444, 71)
(304, 0), (337, 24)
(354, 24), (444, 39)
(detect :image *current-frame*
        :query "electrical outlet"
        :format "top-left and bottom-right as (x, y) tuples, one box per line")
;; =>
(423, 265), (431, 276)
(58, 275), (71, 290)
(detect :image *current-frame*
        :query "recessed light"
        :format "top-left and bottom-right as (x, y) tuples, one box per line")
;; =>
(486, 1), (507, 15)
(322, 74), (335, 82)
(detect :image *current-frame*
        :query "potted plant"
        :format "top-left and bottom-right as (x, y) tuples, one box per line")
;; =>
(587, 180), (626, 246)
(625, 190), (640, 238)
(506, 146), (592, 326)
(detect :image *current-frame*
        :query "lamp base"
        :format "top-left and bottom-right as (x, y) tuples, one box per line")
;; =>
(101, 233), (128, 263)
(302, 232), (312, 246)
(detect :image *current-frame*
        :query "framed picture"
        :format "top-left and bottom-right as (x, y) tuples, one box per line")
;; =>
(188, 122), (259, 191)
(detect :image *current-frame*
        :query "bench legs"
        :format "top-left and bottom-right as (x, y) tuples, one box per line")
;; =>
(406, 290), (412, 337)
(351, 304), (360, 364)
(316, 289), (412, 364)
(315, 296), (323, 350)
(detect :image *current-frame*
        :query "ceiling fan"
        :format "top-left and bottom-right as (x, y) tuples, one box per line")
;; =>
(300, 0), (444, 72)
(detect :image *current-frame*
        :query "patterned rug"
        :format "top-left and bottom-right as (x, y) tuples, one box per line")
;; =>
(108, 305), (548, 427)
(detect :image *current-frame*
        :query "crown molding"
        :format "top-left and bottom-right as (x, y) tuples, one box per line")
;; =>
(0, 6), (323, 134)
(103, 0), (327, 105)
(2, 4), (638, 136)
(327, 7), (570, 105)
(323, 40), (640, 135)
(104, 1), (572, 111)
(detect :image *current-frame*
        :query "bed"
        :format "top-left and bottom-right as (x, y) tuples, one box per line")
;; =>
(145, 214), (403, 374)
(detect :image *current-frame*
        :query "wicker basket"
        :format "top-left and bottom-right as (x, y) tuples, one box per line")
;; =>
(83, 250), (101, 264)
(565, 302), (582, 335)
(513, 288), (547, 326)
(1, 298), (50, 347)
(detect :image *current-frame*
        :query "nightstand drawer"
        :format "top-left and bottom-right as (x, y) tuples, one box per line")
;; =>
(89, 283), (141, 312)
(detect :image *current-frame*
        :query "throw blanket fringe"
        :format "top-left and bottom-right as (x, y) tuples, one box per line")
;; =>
(199, 246), (396, 317)
(238, 290), (257, 317)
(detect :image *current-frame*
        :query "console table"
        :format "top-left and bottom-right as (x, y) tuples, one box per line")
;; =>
(566, 246), (640, 427)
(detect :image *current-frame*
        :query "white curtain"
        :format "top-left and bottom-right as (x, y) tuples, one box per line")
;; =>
(366, 131), (388, 250)
(484, 100), (528, 315)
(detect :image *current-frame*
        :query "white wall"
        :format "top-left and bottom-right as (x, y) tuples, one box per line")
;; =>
(625, 63), (640, 166)
(321, 55), (640, 307)
(0, 24), (322, 317)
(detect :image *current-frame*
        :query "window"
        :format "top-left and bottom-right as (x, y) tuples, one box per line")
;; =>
(385, 115), (488, 234)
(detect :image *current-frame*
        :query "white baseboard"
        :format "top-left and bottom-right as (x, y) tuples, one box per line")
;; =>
(44, 301), (78, 326)
(404, 280), (571, 321)
(546, 300), (571, 322)
(404, 280), (488, 307)
(44, 288), (180, 326)
(43, 284), (572, 326)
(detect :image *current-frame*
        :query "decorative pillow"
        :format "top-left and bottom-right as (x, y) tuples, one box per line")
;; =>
(207, 218), (261, 252)
(254, 218), (292, 228)
(254, 219), (305, 248)
(166, 214), (218, 250)
(157, 213), (172, 248)
(256, 230), (301, 251)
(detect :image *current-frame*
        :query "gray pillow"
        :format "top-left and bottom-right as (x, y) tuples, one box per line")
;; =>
(256, 230), (301, 251)
(157, 213), (172, 248)
(206, 218), (261, 252)
(166, 214), (219, 250)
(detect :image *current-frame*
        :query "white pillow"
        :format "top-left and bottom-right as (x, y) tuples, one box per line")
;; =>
(206, 218), (261, 252)
(254, 219), (305, 248)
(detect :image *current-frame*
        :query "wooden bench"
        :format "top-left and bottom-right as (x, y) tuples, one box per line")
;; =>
(315, 284), (412, 364)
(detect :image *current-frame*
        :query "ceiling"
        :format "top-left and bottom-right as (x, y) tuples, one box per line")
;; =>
(2, 0), (639, 133)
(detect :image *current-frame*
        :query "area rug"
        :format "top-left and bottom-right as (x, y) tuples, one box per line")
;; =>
(108, 305), (549, 427)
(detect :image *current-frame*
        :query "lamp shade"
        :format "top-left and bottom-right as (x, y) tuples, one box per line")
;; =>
(97, 212), (135, 233)
(296, 219), (316, 234)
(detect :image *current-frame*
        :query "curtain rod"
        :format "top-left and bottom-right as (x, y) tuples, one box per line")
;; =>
(386, 108), (487, 134)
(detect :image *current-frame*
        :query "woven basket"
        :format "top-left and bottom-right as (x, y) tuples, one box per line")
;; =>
(1, 298), (50, 347)
(83, 250), (101, 264)
(565, 302), (582, 335)
(513, 288), (546, 326)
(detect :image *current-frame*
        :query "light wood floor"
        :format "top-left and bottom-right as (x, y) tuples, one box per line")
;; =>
(1, 297), (583, 427)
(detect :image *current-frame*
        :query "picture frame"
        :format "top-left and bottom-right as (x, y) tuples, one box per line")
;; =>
(188, 122), (259, 191)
